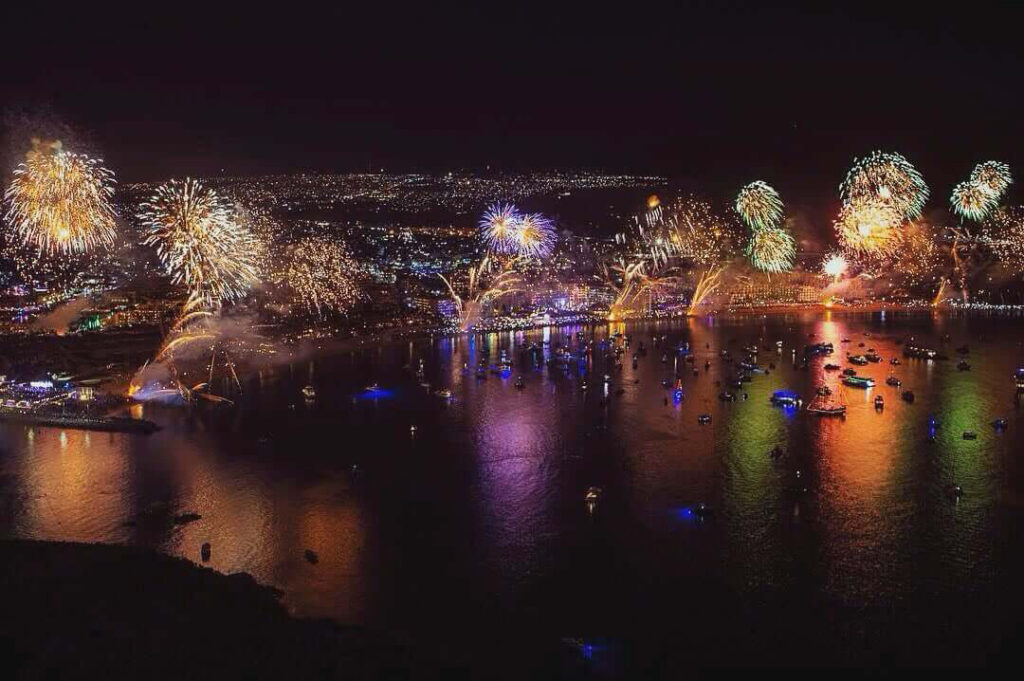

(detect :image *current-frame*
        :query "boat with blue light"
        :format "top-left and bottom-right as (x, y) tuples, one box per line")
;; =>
(770, 390), (801, 408)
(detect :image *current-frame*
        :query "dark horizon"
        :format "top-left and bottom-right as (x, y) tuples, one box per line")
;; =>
(6, 2), (1024, 207)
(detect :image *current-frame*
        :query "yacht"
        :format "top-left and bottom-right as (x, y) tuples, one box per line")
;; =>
(842, 376), (875, 388)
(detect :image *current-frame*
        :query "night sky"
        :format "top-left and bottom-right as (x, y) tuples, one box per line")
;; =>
(5, 2), (1023, 206)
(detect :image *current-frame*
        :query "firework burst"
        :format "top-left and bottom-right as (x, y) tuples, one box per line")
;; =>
(479, 202), (521, 254)
(513, 213), (556, 258)
(139, 179), (260, 306)
(841, 151), (929, 220)
(736, 181), (784, 232)
(746, 227), (795, 273)
(950, 180), (998, 222)
(3, 140), (117, 255)
(983, 206), (1024, 271)
(970, 161), (1012, 198)
(821, 251), (848, 280)
(284, 237), (361, 316)
(834, 200), (902, 256)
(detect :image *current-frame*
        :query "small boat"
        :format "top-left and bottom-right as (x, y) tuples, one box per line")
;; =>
(962, 431), (977, 440)
(902, 390), (915, 403)
(824, 363), (841, 371)
(769, 445), (784, 459)
(514, 377), (525, 390)
(843, 376), (875, 388)
(890, 357), (901, 365)
(585, 486), (602, 503)
(807, 387), (845, 415)
(874, 395), (884, 409)
(770, 390), (801, 408)
(992, 418), (1008, 430)
(694, 503), (713, 519)
(201, 542), (211, 562)
(718, 392), (736, 402)
(304, 549), (319, 564)
(950, 484), (964, 499)
(697, 414), (712, 425)
(865, 353), (882, 363)
(434, 389), (453, 399)
(842, 368), (857, 376)
(848, 355), (869, 366)
(301, 385), (316, 399)
(957, 360), (971, 371)
(364, 383), (381, 392)
(886, 376), (901, 387)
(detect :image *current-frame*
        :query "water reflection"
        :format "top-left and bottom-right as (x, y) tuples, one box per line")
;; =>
(1, 312), (1022, 650)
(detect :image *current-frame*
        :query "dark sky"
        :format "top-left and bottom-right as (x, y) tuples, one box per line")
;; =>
(5, 2), (1023, 207)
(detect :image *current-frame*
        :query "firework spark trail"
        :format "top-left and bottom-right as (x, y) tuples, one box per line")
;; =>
(736, 181), (784, 232)
(746, 227), (795, 274)
(438, 256), (522, 330)
(283, 236), (361, 317)
(687, 265), (726, 316)
(840, 151), (929, 221)
(3, 140), (117, 255)
(139, 178), (260, 307)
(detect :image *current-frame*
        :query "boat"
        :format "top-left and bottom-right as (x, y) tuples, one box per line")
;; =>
(890, 357), (901, 365)
(992, 418), (1008, 429)
(842, 376), (875, 388)
(697, 414), (712, 424)
(718, 392), (736, 402)
(770, 390), (801, 408)
(848, 354), (869, 366)
(904, 345), (939, 360)
(1016, 368), (1024, 390)
(957, 360), (971, 371)
(804, 342), (834, 357)
(886, 376), (901, 387)
(304, 549), (319, 564)
(902, 390), (915, 403)
(806, 389), (846, 415)
(434, 389), (453, 399)
(865, 353), (882, 363)
(364, 383), (381, 392)
(301, 385), (316, 400)
(514, 377), (525, 390)
(842, 368), (857, 376)
(962, 431), (977, 440)
(874, 395), (884, 409)
(824, 363), (841, 371)
(585, 486), (602, 504)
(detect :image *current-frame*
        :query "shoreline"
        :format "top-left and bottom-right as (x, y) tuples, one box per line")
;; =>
(0, 539), (437, 678)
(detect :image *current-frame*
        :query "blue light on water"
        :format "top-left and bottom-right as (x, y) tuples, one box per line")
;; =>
(356, 387), (395, 400)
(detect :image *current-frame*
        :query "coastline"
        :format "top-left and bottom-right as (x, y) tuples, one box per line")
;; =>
(0, 539), (435, 679)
